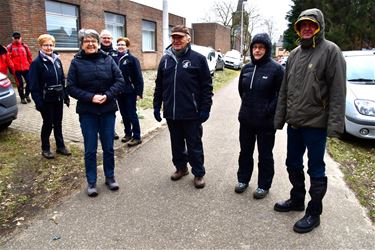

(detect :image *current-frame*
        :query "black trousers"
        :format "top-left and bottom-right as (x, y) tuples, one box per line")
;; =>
(15, 70), (30, 99)
(237, 123), (276, 190)
(166, 119), (205, 177)
(40, 101), (65, 151)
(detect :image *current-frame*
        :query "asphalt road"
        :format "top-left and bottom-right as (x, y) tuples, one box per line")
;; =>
(2, 78), (375, 249)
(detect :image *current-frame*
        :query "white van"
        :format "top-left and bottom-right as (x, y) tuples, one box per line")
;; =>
(191, 44), (217, 76)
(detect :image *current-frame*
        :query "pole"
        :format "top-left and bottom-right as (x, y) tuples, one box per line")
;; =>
(162, 0), (169, 51)
(240, 0), (247, 55)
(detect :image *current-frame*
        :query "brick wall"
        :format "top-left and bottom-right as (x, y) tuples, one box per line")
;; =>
(192, 23), (231, 53)
(1, 0), (185, 71)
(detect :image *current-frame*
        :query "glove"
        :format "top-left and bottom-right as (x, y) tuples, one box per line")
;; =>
(64, 98), (70, 107)
(36, 103), (44, 112)
(153, 109), (162, 122)
(199, 111), (210, 123)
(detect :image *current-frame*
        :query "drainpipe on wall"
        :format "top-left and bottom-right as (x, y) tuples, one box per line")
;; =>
(163, 0), (169, 52)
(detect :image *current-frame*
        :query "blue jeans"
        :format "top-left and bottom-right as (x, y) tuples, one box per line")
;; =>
(286, 125), (327, 178)
(79, 112), (116, 184)
(117, 93), (141, 140)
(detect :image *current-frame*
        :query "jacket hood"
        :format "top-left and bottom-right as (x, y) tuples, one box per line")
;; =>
(250, 33), (272, 65)
(0, 45), (7, 55)
(294, 8), (325, 48)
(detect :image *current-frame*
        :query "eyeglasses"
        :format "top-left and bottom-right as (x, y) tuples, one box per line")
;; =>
(117, 44), (126, 47)
(83, 40), (98, 44)
(253, 45), (266, 50)
(42, 44), (54, 48)
(101, 37), (112, 40)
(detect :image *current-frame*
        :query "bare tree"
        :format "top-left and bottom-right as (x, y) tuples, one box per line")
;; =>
(263, 18), (277, 42)
(202, 0), (236, 27)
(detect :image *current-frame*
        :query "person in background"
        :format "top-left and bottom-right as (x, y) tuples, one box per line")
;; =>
(273, 8), (346, 233)
(7, 32), (33, 104)
(0, 44), (15, 76)
(29, 34), (71, 159)
(116, 37), (144, 147)
(67, 29), (124, 197)
(99, 29), (120, 140)
(235, 33), (284, 199)
(153, 25), (213, 189)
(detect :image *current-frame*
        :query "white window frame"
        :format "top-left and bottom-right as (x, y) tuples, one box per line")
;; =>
(104, 12), (125, 46)
(45, 0), (79, 50)
(142, 20), (156, 52)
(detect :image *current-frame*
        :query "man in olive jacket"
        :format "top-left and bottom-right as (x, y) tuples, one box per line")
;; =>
(273, 8), (346, 234)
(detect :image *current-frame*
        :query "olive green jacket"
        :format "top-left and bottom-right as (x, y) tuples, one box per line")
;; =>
(274, 8), (346, 137)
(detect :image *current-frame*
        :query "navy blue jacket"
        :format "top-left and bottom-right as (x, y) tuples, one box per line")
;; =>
(66, 50), (124, 115)
(29, 51), (68, 109)
(238, 33), (284, 129)
(118, 51), (144, 96)
(154, 45), (213, 120)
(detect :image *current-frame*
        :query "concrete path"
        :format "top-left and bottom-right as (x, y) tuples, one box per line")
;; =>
(3, 78), (375, 249)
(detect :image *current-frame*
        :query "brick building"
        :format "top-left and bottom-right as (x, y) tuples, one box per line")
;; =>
(0, 0), (185, 70)
(192, 23), (231, 53)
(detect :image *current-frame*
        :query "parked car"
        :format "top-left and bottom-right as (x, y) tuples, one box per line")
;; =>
(342, 50), (375, 139)
(0, 72), (18, 130)
(223, 50), (243, 70)
(215, 52), (225, 71)
(191, 44), (216, 76)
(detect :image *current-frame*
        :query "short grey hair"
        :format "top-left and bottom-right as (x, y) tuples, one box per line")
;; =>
(78, 29), (100, 44)
(100, 29), (112, 38)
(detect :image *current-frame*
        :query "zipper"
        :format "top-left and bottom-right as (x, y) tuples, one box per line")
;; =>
(250, 65), (256, 90)
(173, 63), (177, 119)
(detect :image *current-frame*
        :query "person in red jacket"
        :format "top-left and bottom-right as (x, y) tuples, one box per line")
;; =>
(0, 44), (15, 75)
(7, 32), (33, 104)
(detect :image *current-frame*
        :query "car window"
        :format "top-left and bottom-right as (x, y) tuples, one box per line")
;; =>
(346, 54), (375, 84)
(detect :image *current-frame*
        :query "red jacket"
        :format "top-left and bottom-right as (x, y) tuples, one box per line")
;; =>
(7, 41), (32, 71)
(0, 45), (15, 75)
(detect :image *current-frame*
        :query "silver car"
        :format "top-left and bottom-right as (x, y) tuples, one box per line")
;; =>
(343, 50), (375, 139)
(0, 72), (18, 130)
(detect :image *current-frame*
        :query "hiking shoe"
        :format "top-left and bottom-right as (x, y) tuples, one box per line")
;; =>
(56, 147), (71, 156)
(253, 188), (269, 199)
(274, 199), (305, 212)
(293, 214), (320, 234)
(87, 183), (98, 197)
(127, 138), (142, 147)
(171, 167), (189, 181)
(194, 176), (205, 189)
(121, 135), (132, 143)
(26, 96), (31, 103)
(105, 177), (119, 191)
(42, 150), (54, 159)
(21, 98), (27, 104)
(234, 182), (248, 193)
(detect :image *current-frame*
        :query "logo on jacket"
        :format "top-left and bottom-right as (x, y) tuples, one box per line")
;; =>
(182, 60), (191, 68)
(122, 59), (129, 65)
(262, 76), (268, 79)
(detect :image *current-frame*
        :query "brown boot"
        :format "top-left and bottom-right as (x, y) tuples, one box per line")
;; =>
(194, 176), (205, 189)
(171, 167), (189, 181)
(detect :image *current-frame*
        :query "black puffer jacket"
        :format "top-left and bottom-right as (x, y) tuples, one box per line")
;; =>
(238, 33), (284, 129)
(66, 50), (124, 115)
(154, 44), (213, 120)
(29, 51), (69, 109)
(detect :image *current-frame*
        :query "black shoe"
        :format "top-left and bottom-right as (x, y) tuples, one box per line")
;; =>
(194, 176), (205, 189)
(127, 138), (142, 147)
(114, 132), (119, 140)
(253, 188), (269, 199)
(293, 214), (320, 233)
(21, 98), (27, 104)
(56, 147), (71, 156)
(274, 199), (305, 212)
(26, 96), (31, 103)
(42, 150), (54, 159)
(105, 177), (119, 191)
(121, 135), (132, 143)
(234, 182), (248, 193)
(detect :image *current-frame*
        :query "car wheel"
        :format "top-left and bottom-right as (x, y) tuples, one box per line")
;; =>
(0, 121), (12, 131)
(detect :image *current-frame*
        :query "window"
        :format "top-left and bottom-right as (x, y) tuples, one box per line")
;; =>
(105, 12), (125, 44)
(45, 0), (79, 49)
(142, 20), (156, 52)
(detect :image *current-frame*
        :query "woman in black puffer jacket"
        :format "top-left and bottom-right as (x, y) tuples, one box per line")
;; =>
(234, 33), (284, 199)
(67, 29), (124, 197)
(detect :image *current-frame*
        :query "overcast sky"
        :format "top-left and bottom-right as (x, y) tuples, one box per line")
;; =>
(131, 0), (293, 41)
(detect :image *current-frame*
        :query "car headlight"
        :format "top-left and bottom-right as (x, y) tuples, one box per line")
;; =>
(354, 99), (375, 117)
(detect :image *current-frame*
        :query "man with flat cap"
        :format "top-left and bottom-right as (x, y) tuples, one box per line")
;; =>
(153, 25), (213, 189)
(7, 32), (33, 104)
(273, 8), (346, 233)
